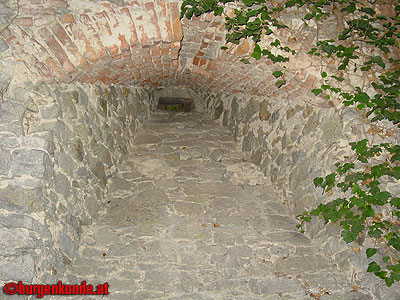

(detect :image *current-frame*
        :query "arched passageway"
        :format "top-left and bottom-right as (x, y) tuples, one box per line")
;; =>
(0, 0), (399, 299)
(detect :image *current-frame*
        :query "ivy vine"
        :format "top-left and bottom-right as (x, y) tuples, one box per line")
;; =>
(181, 0), (400, 287)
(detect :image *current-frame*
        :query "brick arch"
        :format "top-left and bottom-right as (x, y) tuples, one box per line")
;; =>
(2, 0), (321, 99)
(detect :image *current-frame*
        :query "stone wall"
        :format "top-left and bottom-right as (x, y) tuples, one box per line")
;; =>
(0, 56), (153, 287)
(203, 88), (400, 298)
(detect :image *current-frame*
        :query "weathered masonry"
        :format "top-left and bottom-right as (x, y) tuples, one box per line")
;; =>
(0, 0), (399, 299)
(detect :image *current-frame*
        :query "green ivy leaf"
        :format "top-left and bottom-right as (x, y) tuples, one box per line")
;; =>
(342, 230), (357, 243)
(314, 177), (323, 187)
(354, 92), (370, 103)
(369, 229), (383, 238)
(285, 0), (297, 8)
(367, 261), (381, 273)
(390, 198), (400, 209)
(214, 6), (223, 16)
(312, 88), (323, 96)
(366, 248), (377, 258)
(252, 44), (261, 60)
(275, 80), (286, 88)
(360, 7), (376, 16)
(385, 277), (395, 287)
(321, 71), (327, 78)
(272, 70), (283, 78)
(304, 13), (314, 20)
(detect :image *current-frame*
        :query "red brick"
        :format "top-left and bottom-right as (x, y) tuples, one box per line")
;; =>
(109, 44), (120, 56)
(118, 34), (130, 52)
(21, 7), (55, 16)
(138, 25), (152, 46)
(1, 27), (16, 44)
(34, 58), (53, 80)
(161, 47), (169, 55)
(192, 56), (200, 66)
(13, 17), (33, 27)
(45, 57), (67, 79)
(52, 23), (88, 68)
(52, 23), (71, 45)
(234, 39), (250, 56)
(93, 11), (112, 36)
(60, 14), (75, 23)
(49, 0), (67, 8)
(145, 2), (162, 42)
(39, 27), (75, 73)
(170, 2), (183, 42)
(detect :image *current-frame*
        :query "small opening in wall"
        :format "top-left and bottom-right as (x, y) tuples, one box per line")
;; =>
(157, 97), (193, 112)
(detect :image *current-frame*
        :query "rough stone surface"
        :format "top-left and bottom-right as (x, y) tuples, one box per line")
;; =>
(41, 112), (397, 300)
(0, 82), (153, 292)
(0, 0), (398, 298)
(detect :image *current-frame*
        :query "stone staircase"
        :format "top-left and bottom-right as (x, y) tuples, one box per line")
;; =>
(49, 111), (372, 300)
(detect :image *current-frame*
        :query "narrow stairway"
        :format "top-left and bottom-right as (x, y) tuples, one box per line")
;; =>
(51, 111), (356, 300)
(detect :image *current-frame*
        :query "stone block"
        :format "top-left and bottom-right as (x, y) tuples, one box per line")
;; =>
(0, 71), (11, 90)
(214, 101), (223, 119)
(0, 254), (36, 282)
(93, 142), (112, 167)
(54, 172), (71, 199)
(57, 151), (74, 177)
(0, 185), (46, 213)
(57, 231), (76, 260)
(0, 147), (11, 175)
(0, 214), (51, 239)
(40, 103), (61, 119)
(0, 100), (24, 123)
(58, 92), (78, 119)
(0, 228), (39, 256)
(88, 156), (107, 187)
(70, 137), (84, 162)
(274, 255), (330, 274)
(10, 149), (53, 178)
(0, 37), (9, 52)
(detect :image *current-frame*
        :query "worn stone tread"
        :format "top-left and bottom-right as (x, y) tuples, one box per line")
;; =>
(47, 112), (382, 299)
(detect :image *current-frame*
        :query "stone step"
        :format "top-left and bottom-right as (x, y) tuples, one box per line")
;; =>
(50, 112), (371, 299)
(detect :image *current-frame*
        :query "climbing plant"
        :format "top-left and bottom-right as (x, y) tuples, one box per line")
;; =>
(181, 0), (400, 286)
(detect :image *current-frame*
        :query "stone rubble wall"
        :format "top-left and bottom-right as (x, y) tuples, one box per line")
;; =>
(0, 50), (153, 285)
(203, 90), (400, 297)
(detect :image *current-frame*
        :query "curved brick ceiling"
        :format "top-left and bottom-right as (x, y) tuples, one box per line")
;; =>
(2, 0), (320, 97)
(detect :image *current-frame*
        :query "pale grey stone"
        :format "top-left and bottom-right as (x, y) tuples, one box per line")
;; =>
(274, 255), (330, 274)
(77, 87), (88, 108)
(321, 112), (343, 143)
(40, 104), (61, 119)
(0, 147), (10, 175)
(70, 137), (84, 162)
(0, 37), (8, 52)
(242, 131), (256, 151)
(57, 231), (76, 260)
(0, 228), (39, 256)
(58, 92), (78, 119)
(0, 100), (24, 122)
(54, 172), (71, 198)
(93, 142), (112, 167)
(0, 254), (36, 282)
(214, 100), (223, 119)
(107, 177), (132, 191)
(10, 149), (52, 178)
(302, 112), (319, 135)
